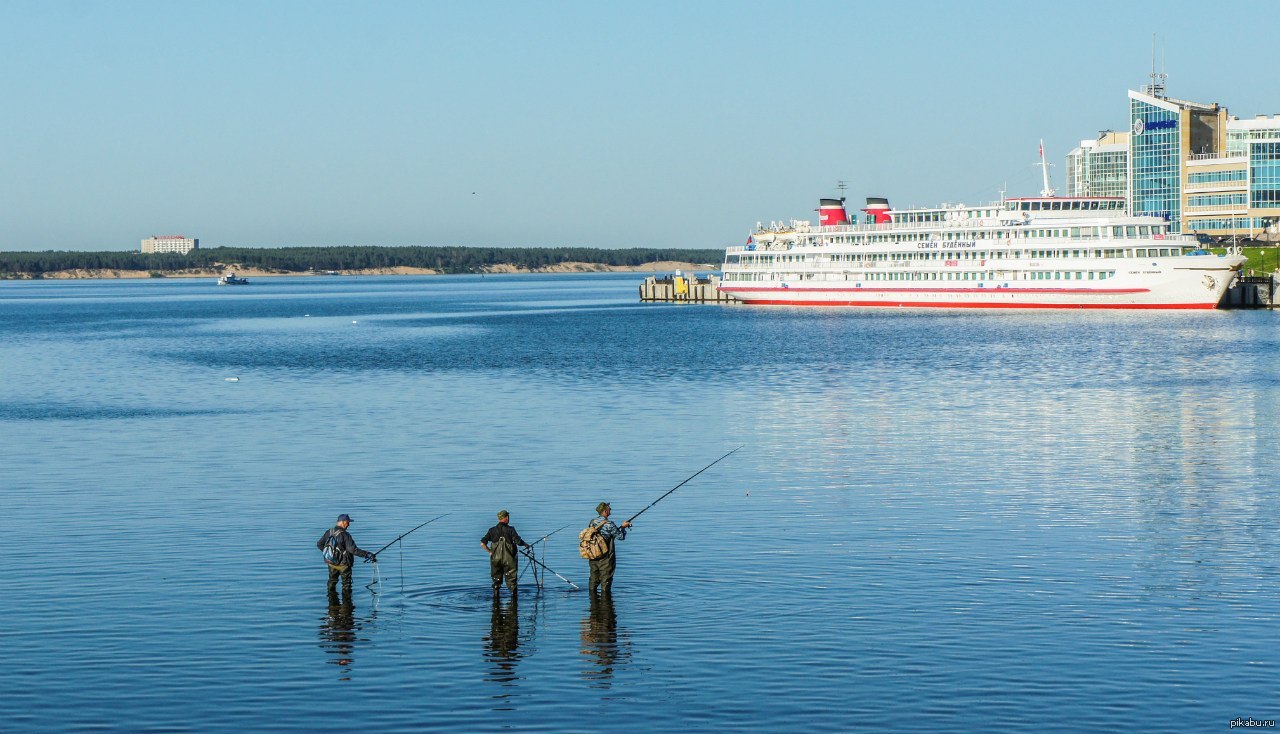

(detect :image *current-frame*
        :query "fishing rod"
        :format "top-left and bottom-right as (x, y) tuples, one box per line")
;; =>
(519, 547), (580, 590)
(625, 446), (743, 525)
(535, 523), (573, 545)
(365, 513), (451, 560)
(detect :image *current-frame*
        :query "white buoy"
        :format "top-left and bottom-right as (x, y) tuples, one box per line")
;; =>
(225, 377), (240, 382)
(352, 320), (358, 324)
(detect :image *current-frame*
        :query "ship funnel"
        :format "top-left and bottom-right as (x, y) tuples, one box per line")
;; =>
(817, 198), (850, 226)
(862, 197), (891, 224)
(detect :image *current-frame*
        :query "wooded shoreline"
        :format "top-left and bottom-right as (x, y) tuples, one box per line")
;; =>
(0, 245), (723, 279)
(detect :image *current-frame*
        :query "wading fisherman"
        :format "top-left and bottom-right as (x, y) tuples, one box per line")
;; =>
(587, 502), (632, 595)
(317, 514), (377, 594)
(481, 510), (532, 597)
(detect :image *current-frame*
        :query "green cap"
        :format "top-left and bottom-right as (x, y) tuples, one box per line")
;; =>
(497, 509), (509, 520)
(595, 502), (610, 515)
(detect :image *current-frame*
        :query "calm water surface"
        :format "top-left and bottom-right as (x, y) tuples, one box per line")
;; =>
(3, 273), (1278, 732)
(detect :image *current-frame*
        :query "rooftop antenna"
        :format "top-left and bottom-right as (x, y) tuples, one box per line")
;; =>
(1144, 33), (1167, 98)
(836, 180), (848, 201)
(1037, 140), (1056, 197)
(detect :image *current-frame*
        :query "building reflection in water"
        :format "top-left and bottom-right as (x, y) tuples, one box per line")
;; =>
(483, 596), (523, 694)
(319, 588), (369, 680)
(580, 591), (630, 687)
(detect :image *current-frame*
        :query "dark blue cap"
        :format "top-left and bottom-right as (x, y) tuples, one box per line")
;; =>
(336, 513), (352, 523)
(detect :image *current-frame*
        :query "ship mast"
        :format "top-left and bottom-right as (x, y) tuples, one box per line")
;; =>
(1038, 139), (1056, 198)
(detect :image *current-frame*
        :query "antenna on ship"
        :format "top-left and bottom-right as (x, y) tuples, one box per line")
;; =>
(836, 179), (848, 202)
(1037, 140), (1056, 198)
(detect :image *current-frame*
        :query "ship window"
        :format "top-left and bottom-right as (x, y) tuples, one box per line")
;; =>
(1088, 271), (1095, 280)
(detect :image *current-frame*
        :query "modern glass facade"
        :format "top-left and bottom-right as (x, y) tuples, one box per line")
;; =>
(1188, 192), (1247, 208)
(1129, 94), (1182, 230)
(1066, 136), (1128, 198)
(1250, 141), (1280, 209)
(1185, 216), (1269, 233)
(1187, 169), (1247, 185)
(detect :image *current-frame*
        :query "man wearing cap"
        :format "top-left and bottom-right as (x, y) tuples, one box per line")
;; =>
(317, 514), (377, 595)
(588, 503), (632, 595)
(481, 510), (532, 597)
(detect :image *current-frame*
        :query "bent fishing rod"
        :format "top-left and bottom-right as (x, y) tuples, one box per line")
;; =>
(625, 446), (743, 525)
(365, 513), (452, 560)
(518, 547), (580, 591)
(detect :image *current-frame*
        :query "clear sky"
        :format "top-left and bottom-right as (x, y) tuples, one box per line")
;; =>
(2, 0), (1278, 251)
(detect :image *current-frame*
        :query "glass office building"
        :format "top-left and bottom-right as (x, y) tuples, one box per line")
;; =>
(1128, 91), (1185, 231)
(1066, 131), (1129, 198)
(1069, 88), (1275, 240)
(1184, 116), (1280, 238)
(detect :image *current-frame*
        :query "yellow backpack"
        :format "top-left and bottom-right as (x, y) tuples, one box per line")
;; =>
(578, 520), (609, 560)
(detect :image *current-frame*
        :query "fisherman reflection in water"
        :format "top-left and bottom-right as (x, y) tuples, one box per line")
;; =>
(320, 587), (360, 679)
(580, 590), (629, 686)
(483, 596), (522, 685)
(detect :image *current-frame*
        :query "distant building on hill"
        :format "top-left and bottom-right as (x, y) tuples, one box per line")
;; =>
(141, 235), (198, 254)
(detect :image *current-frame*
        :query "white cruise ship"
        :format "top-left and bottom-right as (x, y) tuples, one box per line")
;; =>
(718, 194), (1245, 310)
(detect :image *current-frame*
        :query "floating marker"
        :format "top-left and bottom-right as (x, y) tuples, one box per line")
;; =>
(225, 377), (240, 382)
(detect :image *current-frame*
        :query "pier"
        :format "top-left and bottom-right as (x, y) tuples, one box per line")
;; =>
(1222, 275), (1277, 309)
(639, 274), (736, 304)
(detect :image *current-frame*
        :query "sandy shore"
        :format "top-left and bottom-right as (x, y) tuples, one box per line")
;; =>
(5, 260), (715, 280)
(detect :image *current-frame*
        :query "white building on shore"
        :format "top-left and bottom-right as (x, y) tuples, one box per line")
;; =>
(141, 235), (198, 254)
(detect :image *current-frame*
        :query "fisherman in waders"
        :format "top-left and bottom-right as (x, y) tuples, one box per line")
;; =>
(481, 510), (532, 597)
(588, 502), (631, 595)
(317, 514), (377, 595)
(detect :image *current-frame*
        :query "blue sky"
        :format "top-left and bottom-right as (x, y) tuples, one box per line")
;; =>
(2, 0), (1278, 251)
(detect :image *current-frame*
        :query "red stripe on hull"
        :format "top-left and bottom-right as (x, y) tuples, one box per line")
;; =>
(721, 286), (1150, 295)
(736, 299), (1218, 310)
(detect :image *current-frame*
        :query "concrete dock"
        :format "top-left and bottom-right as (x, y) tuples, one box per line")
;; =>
(1223, 275), (1277, 308)
(639, 274), (736, 304)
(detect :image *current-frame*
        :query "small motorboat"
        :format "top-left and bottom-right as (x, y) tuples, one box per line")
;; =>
(217, 272), (250, 286)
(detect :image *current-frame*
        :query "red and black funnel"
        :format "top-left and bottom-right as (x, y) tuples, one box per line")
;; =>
(817, 198), (850, 226)
(862, 197), (891, 224)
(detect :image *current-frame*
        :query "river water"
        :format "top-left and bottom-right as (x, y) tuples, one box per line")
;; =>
(2, 273), (1278, 732)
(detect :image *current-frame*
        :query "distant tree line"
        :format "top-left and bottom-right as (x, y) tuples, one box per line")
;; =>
(0, 246), (724, 276)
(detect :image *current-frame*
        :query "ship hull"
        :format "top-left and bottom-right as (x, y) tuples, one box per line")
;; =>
(718, 259), (1244, 310)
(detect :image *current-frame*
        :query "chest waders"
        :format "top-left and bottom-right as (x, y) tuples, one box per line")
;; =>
(491, 537), (518, 595)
